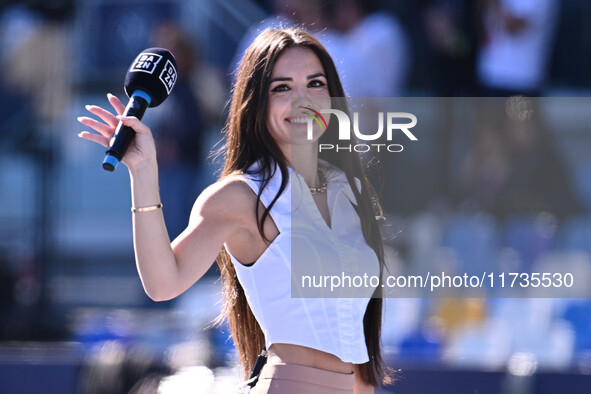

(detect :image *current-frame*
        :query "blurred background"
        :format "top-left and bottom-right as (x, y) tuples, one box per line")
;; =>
(0, 0), (590, 393)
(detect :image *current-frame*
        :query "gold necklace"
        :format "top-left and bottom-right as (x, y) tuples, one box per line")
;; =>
(309, 170), (327, 194)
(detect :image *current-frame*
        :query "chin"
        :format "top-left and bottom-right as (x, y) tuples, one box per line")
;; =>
(291, 133), (322, 146)
(291, 127), (325, 144)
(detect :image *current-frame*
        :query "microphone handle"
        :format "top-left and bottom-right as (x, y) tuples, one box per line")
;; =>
(103, 95), (149, 171)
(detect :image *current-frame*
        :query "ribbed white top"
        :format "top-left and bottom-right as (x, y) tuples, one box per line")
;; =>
(224, 159), (380, 363)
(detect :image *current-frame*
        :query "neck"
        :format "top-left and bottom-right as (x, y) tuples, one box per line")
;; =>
(282, 142), (320, 187)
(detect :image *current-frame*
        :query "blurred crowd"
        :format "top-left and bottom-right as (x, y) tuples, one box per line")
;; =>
(1, 0), (591, 392)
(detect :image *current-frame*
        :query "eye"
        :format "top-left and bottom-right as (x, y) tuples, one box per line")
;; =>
(271, 84), (290, 92)
(308, 79), (326, 88)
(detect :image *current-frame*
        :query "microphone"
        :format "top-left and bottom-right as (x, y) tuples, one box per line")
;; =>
(102, 47), (178, 171)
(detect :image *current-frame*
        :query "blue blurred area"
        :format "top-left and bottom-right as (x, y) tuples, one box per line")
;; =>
(1, 0), (591, 393)
(75, 0), (180, 85)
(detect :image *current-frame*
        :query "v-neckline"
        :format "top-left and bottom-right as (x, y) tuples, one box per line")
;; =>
(300, 171), (336, 234)
(289, 164), (352, 236)
(311, 191), (332, 230)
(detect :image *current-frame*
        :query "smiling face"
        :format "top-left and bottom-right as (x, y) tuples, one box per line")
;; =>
(266, 46), (331, 152)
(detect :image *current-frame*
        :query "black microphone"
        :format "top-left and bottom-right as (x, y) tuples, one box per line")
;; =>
(102, 47), (178, 171)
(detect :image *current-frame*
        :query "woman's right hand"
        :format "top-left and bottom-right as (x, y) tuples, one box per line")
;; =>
(77, 93), (158, 172)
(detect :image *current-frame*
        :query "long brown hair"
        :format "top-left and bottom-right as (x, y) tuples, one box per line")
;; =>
(216, 28), (392, 387)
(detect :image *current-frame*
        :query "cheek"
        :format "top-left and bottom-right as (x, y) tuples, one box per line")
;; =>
(267, 96), (289, 122)
(316, 95), (331, 112)
(265, 99), (287, 141)
(308, 90), (331, 109)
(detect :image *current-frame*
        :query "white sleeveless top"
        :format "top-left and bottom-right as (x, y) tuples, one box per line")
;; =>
(224, 159), (380, 363)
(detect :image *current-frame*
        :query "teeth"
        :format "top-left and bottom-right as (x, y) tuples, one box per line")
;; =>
(290, 117), (309, 124)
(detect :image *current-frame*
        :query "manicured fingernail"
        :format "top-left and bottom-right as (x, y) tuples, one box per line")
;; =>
(77, 116), (84, 122)
(107, 93), (114, 98)
(85, 105), (91, 110)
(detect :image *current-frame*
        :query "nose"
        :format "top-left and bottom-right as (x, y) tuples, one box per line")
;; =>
(291, 88), (314, 111)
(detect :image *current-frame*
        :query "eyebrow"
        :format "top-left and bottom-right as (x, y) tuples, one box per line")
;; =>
(270, 72), (326, 83)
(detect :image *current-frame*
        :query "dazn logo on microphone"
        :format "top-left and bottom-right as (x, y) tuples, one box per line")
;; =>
(159, 60), (177, 94)
(130, 53), (162, 74)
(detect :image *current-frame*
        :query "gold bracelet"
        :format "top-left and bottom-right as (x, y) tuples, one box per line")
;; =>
(131, 203), (163, 213)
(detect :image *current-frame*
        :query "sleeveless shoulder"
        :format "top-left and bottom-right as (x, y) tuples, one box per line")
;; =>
(195, 175), (257, 220)
(226, 161), (291, 233)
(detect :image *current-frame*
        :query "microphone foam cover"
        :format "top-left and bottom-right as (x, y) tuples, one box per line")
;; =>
(124, 47), (178, 107)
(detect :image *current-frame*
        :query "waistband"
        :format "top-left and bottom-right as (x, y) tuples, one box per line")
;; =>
(259, 362), (355, 390)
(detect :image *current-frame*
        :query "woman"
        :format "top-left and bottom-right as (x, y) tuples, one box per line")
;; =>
(78, 28), (391, 393)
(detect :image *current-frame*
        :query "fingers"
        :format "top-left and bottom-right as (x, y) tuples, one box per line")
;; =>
(77, 94), (119, 147)
(78, 131), (110, 148)
(118, 115), (152, 136)
(77, 94), (152, 150)
(82, 93), (125, 128)
(77, 114), (114, 138)
(85, 103), (119, 128)
(107, 93), (126, 116)
(77, 94), (127, 138)
(77, 116), (151, 147)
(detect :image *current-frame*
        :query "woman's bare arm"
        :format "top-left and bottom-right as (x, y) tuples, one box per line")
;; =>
(78, 95), (253, 301)
(139, 177), (253, 301)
